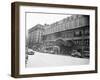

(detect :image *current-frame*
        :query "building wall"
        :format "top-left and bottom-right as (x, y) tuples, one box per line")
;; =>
(42, 15), (89, 54)
(28, 15), (89, 54)
(43, 15), (89, 35)
(28, 24), (44, 48)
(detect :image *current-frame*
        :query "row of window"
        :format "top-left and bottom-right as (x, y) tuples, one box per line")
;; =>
(43, 28), (89, 41)
(54, 28), (89, 38)
(73, 39), (89, 46)
(44, 16), (89, 35)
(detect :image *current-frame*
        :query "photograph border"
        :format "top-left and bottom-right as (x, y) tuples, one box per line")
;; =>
(11, 2), (98, 78)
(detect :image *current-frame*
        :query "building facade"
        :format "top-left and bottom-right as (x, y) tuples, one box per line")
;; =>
(28, 15), (89, 56)
(43, 15), (89, 53)
(28, 24), (44, 48)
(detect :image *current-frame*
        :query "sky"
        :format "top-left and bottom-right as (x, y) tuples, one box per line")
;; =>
(26, 12), (72, 29)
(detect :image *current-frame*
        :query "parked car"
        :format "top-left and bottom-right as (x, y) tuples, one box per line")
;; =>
(82, 51), (89, 58)
(43, 46), (55, 54)
(28, 48), (34, 55)
(71, 50), (82, 58)
(43, 46), (60, 54)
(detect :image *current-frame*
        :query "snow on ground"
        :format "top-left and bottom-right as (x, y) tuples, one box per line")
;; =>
(26, 51), (89, 68)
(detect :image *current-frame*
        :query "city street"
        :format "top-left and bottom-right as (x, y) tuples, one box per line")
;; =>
(26, 51), (89, 68)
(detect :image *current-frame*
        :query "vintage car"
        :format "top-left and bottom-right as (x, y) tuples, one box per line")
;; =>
(43, 46), (60, 54)
(71, 50), (82, 58)
(82, 51), (89, 58)
(28, 48), (34, 55)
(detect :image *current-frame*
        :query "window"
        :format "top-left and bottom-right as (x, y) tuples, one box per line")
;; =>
(84, 28), (89, 36)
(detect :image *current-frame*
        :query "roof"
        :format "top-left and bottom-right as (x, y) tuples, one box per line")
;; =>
(28, 24), (44, 33)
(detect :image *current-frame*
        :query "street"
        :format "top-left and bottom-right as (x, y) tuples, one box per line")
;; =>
(26, 51), (89, 68)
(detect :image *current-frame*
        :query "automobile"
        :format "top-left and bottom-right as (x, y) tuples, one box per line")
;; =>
(71, 50), (82, 58)
(28, 48), (34, 55)
(82, 51), (89, 58)
(43, 46), (55, 54)
(43, 46), (60, 54)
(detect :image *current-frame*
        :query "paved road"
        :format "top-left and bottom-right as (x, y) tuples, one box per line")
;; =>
(26, 52), (89, 68)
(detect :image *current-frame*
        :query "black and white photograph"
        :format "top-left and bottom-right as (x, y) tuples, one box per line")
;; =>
(25, 13), (90, 68)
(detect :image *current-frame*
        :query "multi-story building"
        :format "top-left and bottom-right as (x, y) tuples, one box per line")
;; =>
(28, 24), (44, 48)
(28, 15), (89, 56)
(42, 15), (89, 55)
